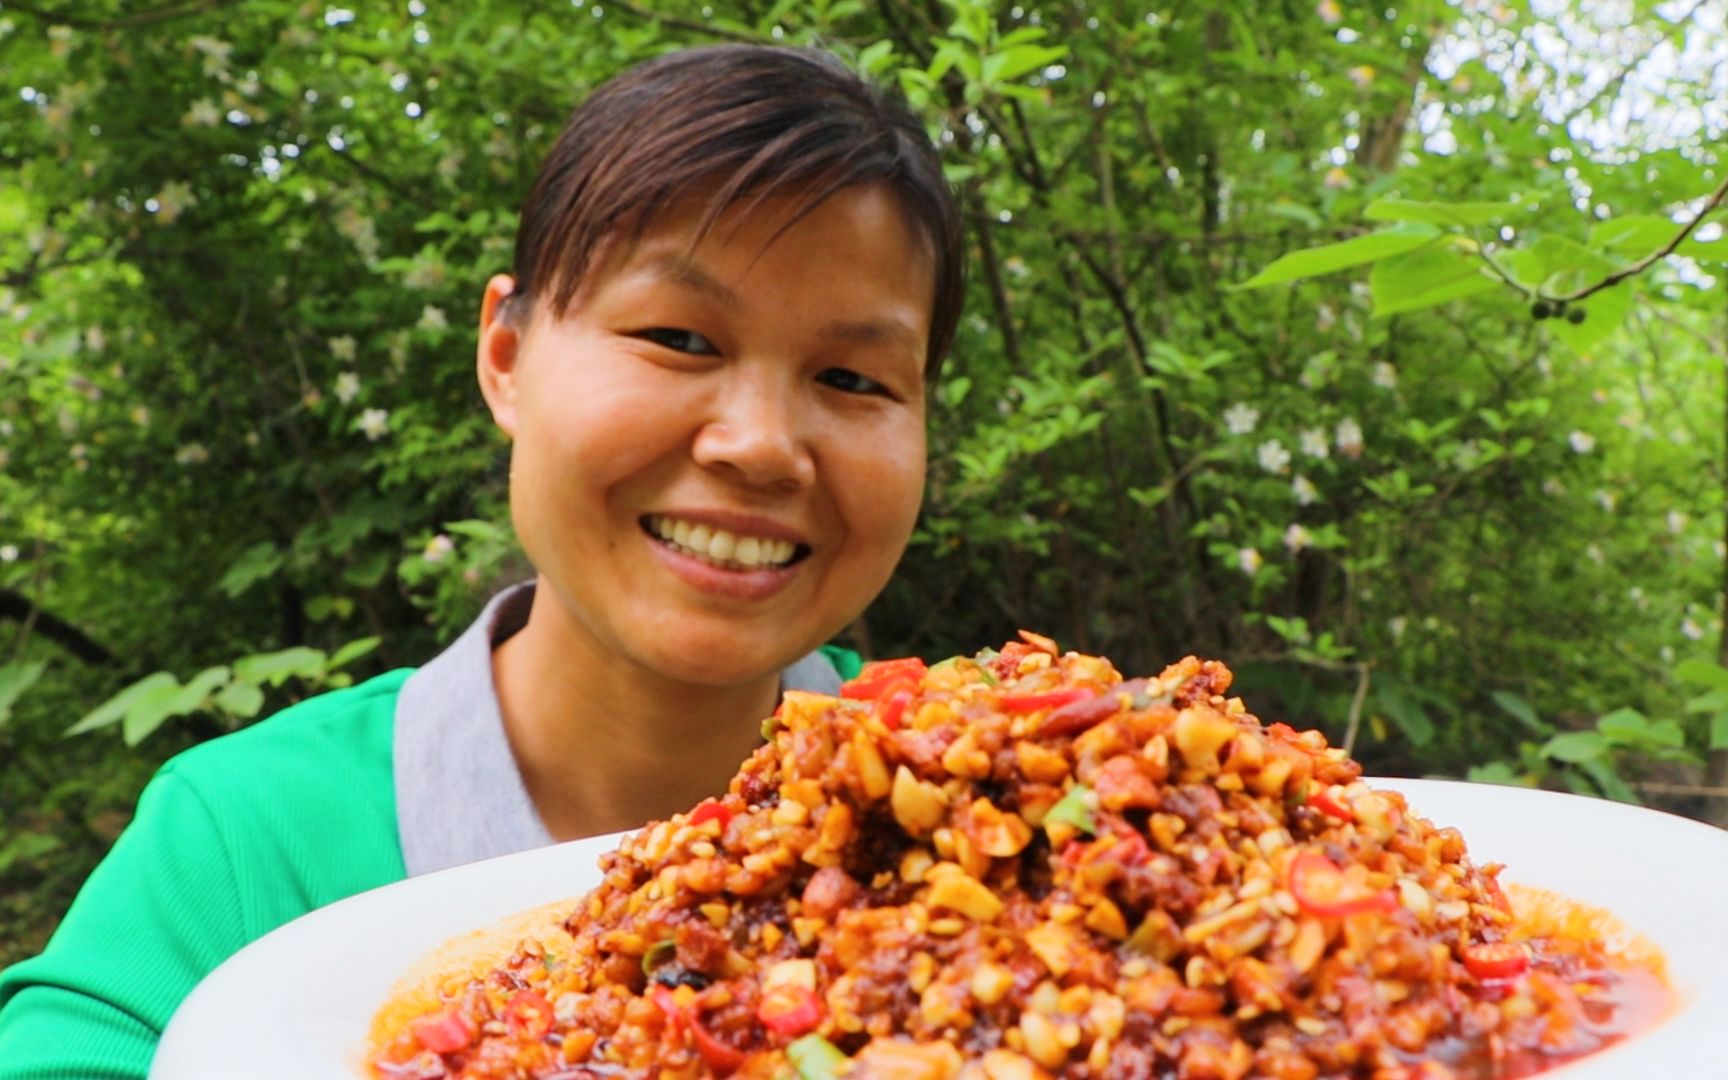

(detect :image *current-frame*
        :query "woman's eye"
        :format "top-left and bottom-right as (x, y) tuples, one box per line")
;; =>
(639, 327), (717, 354)
(817, 367), (889, 396)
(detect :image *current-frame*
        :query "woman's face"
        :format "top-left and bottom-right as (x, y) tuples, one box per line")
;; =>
(478, 184), (932, 686)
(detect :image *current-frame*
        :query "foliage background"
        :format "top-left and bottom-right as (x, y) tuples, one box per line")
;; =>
(3, 0), (1726, 965)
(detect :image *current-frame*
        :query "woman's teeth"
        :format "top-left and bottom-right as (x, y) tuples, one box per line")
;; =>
(646, 516), (798, 570)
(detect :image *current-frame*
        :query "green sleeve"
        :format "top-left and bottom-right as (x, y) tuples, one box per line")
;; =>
(818, 643), (863, 681)
(0, 769), (247, 1080)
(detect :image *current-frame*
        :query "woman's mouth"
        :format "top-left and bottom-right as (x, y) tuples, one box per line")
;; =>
(641, 515), (809, 573)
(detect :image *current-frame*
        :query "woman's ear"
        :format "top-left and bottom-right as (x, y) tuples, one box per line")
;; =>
(477, 274), (522, 438)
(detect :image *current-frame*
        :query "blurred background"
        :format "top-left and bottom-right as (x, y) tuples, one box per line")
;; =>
(2, 0), (1725, 966)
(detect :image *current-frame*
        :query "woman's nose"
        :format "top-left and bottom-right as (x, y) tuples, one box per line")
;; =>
(690, 371), (816, 491)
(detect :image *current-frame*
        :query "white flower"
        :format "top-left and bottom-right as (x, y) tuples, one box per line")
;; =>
(1567, 430), (1596, 454)
(1283, 523), (1313, 552)
(1237, 547), (1263, 575)
(358, 407), (390, 441)
(1316, 0), (1342, 24)
(1335, 417), (1364, 459)
(328, 335), (357, 362)
(0, 545), (17, 562)
(183, 98), (222, 127)
(1660, 645), (1676, 664)
(1387, 615), (1408, 641)
(1292, 474), (1319, 506)
(1299, 428), (1330, 459)
(1223, 403), (1260, 436)
(1257, 439), (1291, 474)
(187, 35), (233, 76)
(1682, 618), (1705, 641)
(1585, 543), (1605, 564)
(1371, 361), (1397, 389)
(1668, 510), (1687, 535)
(1314, 304), (1336, 332)
(423, 534), (455, 563)
(1541, 477), (1566, 497)
(1593, 490), (1616, 513)
(154, 181), (196, 224)
(334, 371), (361, 405)
(417, 304), (448, 332)
(175, 443), (209, 465)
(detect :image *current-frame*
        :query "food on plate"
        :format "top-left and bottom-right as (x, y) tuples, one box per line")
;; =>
(371, 635), (1670, 1079)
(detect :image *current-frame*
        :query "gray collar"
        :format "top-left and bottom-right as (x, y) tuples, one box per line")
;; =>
(393, 582), (842, 877)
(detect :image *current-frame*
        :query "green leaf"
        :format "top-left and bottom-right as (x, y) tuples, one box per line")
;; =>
(1675, 658), (1728, 691)
(66, 672), (178, 737)
(164, 665), (231, 718)
(217, 541), (284, 599)
(1234, 224), (1440, 289)
(0, 831), (61, 876)
(1490, 690), (1550, 736)
(1576, 757), (1638, 804)
(1369, 243), (1499, 317)
(1374, 678), (1434, 747)
(1363, 199), (1526, 227)
(856, 39), (895, 77)
(0, 659), (47, 726)
(1541, 730), (1607, 764)
(1590, 214), (1728, 264)
(214, 680), (266, 718)
(232, 646), (327, 688)
(327, 635), (382, 671)
(122, 677), (191, 746)
(1711, 714), (1728, 751)
(1465, 760), (1526, 786)
(982, 43), (1066, 86)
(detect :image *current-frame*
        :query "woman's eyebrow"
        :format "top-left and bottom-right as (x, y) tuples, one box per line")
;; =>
(818, 317), (921, 358)
(642, 254), (741, 309)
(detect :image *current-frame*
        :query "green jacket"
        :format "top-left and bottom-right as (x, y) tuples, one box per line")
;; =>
(0, 611), (862, 1079)
(0, 672), (411, 1079)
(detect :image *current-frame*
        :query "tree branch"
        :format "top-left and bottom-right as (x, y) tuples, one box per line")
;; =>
(3, 0), (234, 30)
(1553, 169), (1728, 304)
(0, 589), (113, 665)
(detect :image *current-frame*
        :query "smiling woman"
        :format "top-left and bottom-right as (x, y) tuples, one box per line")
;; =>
(0, 44), (963, 1080)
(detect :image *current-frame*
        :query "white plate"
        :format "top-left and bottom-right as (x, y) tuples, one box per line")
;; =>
(152, 779), (1728, 1079)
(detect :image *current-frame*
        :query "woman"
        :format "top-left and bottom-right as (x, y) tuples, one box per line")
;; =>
(0, 44), (963, 1078)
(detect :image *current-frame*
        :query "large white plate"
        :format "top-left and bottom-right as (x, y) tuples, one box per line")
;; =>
(152, 779), (1728, 1079)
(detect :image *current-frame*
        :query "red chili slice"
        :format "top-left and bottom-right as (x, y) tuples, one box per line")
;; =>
(841, 657), (927, 700)
(652, 983), (746, 1074)
(689, 1016), (747, 1074)
(1463, 941), (1531, 981)
(757, 984), (824, 1037)
(688, 800), (732, 830)
(1307, 785), (1354, 820)
(878, 686), (916, 731)
(411, 1007), (477, 1054)
(1038, 692), (1119, 737)
(503, 989), (552, 1040)
(1000, 688), (1094, 714)
(1286, 850), (1398, 918)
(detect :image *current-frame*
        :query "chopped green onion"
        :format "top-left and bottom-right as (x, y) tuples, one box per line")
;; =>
(761, 714), (783, 740)
(1045, 784), (1097, 835)
(788, 1034), (849, 1079)
(641, 939), (676, 977)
